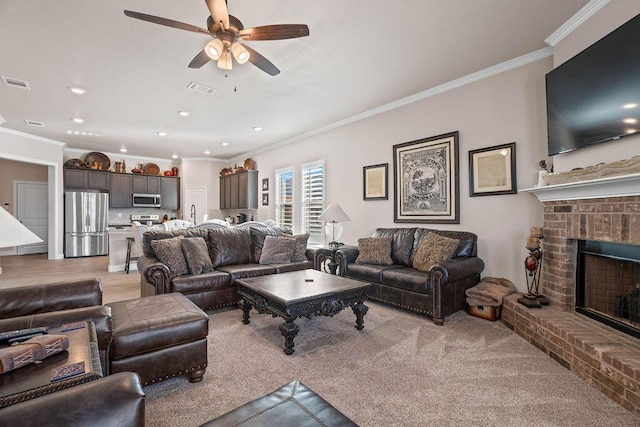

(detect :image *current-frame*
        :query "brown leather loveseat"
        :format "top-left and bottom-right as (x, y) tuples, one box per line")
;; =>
(138, 224), (317, 311)
(336, 227), (484, 325)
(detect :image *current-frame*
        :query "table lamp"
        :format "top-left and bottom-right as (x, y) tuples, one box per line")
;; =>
(0, 207), (43, 274)
(318, 204), (351, 248)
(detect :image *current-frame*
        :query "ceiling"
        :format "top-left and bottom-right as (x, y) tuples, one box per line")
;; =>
(0, 0), (590, 161)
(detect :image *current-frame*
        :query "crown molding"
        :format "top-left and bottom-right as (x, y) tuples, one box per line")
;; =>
(545, 0), (610, 47)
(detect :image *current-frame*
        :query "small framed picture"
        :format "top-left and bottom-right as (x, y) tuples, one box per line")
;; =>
(363, 163), (388, 200)
(262, 178), (269, 191)
(262, 192), (269, 206)
(469, 142), (517, 197)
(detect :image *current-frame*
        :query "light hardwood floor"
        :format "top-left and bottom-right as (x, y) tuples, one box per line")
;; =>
(0, 254), (140, 304)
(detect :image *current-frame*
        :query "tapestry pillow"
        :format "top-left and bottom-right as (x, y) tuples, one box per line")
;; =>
(412, 232), (459, 272)
(279, 233), (309, 262)
(151, 236), (189, 276)
(355, 236), (393, 265)
(181, 237), (214, 275)
(259, 235), (296, 265)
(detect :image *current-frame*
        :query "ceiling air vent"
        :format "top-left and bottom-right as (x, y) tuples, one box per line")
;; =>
(2, 76), (31, 90)
(187, 82), (216, 95)
(24, 119), (44, 127)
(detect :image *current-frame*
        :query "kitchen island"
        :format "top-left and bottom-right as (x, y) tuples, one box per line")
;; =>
(108, 226), (141, 273)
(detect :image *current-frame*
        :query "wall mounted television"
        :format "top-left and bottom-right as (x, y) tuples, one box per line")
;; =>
(546, 13), (640, 156)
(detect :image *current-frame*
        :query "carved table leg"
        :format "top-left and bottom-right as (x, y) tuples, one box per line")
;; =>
(352, 302), (369, 330)
(241, 299), (252, 324)
(279, 319), (300, 355)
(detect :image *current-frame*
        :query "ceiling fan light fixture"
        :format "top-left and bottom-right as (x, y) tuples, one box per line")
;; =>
(231, 43), (250, 64)
(217, 51), (233, 71)
(205, 39), (224, 60)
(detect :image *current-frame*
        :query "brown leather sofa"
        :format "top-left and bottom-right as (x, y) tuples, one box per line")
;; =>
(0, 372), (145, 427)
(336, 227), (484, 325)
(138, 224), (317, 311)
(0, 278), (112, 371)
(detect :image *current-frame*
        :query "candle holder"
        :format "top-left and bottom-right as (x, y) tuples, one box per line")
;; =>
(518, 227), (549, 308)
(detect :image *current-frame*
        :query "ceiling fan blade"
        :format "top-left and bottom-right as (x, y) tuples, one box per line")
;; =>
(124, 10), (209, 35)
(205, 0), (229, 29)
(188, 49), (211, 69)
(229, 15), (244, 31)
(241, 44), (280, 76)
(239, 24), (309, 41)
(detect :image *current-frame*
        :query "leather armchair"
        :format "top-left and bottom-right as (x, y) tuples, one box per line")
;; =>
(0, 372), (145, 427)
(0, 278), (113, 373)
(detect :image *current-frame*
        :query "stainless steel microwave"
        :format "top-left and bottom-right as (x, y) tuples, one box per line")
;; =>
(132, 193), (161, 207)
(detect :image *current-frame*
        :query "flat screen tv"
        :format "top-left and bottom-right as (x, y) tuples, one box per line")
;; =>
(546, 13), (640, 156)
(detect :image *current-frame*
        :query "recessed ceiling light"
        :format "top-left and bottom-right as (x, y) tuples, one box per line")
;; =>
(626, 129), (637, 134)
(252, 127), (262, 132)
(172, 154), (179, 159)
(71, 117), (84, 124)
(120, 147), (128, 153)
(220, 142), (229, 146)
(157, 131), (167, 136)
(623, 118), (638, 124)
(178, 110), (190, 117)
(622, 103), (638, 109)
(66, 129), (101, 136)
(204, 150), (211, 155)
(69, 87), (86, 95)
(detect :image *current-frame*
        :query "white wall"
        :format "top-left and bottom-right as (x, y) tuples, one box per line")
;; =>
(0, 128), (65, 260)
(249, 59), (552, 292)
(180, 158), (226, 220)
(551, 1), (640, 173)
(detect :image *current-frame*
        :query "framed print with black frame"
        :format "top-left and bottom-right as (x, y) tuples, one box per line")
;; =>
(363, 163), (388, 200)
(262, 193), (269, 206)
(262, 178), (269, 191)
(469, 142), (517, 197)
(393, 131), (459, 223)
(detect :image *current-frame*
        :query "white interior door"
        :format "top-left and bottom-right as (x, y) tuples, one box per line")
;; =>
(184, 187), (207, 225)
(15, 181), (48, 255)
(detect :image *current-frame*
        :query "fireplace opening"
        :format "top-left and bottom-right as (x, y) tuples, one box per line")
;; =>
(576, 240), (640, 339)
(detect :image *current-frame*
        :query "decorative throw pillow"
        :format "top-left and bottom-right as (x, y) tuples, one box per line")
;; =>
(259, 235), (296, 264)
(355, 236), (393, 265)
(279, 233), (309, 262)
(151, 236), (189, 276)
(412, 232), (459, 272)
(181, 237), (213, 275)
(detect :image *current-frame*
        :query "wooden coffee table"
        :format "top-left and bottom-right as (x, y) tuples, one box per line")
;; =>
(236, 269), (371, 355)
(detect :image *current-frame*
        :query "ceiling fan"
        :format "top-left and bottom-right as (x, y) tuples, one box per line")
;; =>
(124, 0), (309, 76)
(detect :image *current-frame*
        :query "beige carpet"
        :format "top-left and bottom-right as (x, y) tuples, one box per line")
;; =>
(144, 302), (639, 426)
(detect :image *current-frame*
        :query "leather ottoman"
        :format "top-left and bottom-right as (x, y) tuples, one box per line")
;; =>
(201, 380), (357, 427)
(109, 293), (208, 385)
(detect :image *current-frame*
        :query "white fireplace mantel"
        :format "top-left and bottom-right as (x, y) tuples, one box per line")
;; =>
(521, 173), (640, 202)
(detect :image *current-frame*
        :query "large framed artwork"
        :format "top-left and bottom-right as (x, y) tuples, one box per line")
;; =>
(363, 163), (388, 200)
(393, 131), (459, 223)
(469, 142), (517, 197)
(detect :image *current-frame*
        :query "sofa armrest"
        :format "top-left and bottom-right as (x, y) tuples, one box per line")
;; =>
(335, 246), (359, 276)
(0, 372), (145, 427)
(137, 256), (172, 294)
(0, 278), (102, 320)
(429, 257), (485, 284)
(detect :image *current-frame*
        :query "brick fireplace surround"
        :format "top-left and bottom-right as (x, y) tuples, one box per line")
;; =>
(502, 175), (640, 415)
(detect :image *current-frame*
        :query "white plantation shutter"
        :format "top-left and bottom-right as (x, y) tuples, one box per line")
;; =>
(301, 160), (325, 244)
(275, 167), (294, 230)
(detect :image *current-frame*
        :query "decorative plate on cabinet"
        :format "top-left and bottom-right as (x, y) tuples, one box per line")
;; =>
(84, 152), (110, 170)
(143, 163), (160, 175)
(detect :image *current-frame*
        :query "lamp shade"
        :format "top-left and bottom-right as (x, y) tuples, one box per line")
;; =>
(231, 42), (250, 64)
(205, 39), (224, 60)
(0, 208), (43, 248)
(217, 50), (233, 70)
(318, 204), (351, 222)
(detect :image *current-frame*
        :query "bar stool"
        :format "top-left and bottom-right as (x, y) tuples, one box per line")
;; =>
(125, 237), (139, 274)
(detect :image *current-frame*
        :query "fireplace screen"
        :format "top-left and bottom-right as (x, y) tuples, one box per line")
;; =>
(578, 241), (640, 336)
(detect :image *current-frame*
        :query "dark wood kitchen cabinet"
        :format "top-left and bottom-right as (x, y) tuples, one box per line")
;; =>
(64, 168), (110, 191)
(109, 173), (132, 208)
(219, 170), (257, 210)
(132, 175), (160, 194)
(160, 177), (180, 210)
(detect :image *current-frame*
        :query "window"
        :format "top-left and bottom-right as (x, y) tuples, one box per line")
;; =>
(275, 167), (294, 230)
(301, 160), (325, 244)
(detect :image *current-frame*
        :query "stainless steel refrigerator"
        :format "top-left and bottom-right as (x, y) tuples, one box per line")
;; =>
(64, 191), (109, 257)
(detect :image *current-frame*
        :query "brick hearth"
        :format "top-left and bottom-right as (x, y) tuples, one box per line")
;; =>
(503, 194), (640, 415)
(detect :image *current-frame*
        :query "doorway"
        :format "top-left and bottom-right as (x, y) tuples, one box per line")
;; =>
(184, 187), (207, 225)
(15, 181), (48, 255)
